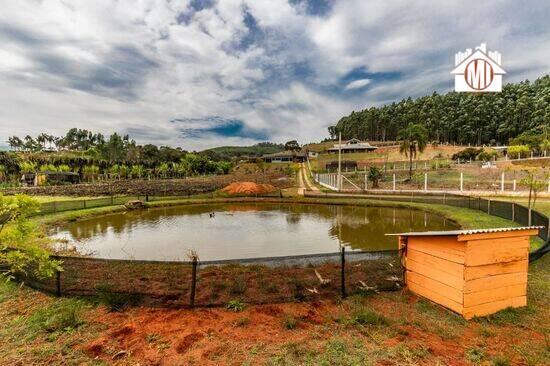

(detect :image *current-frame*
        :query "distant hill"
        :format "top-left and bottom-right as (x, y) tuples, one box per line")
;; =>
(202, 143), (284, 160)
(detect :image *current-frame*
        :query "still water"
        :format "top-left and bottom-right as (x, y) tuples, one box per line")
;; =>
(51, 203), (458, 261)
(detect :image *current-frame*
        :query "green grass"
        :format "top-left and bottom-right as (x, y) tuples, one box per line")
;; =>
(282, 315), (299, 330)
(0, 281), (99, 364)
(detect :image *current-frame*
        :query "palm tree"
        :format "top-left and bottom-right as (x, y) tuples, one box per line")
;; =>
(398, 123), (428, 180)
(8, 136), (23, 151)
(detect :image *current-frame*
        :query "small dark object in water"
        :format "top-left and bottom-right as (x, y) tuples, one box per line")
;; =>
(209, 212), (215, 218)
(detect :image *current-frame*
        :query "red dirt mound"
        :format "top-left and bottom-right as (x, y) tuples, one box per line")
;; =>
(221, 181), (277, 195)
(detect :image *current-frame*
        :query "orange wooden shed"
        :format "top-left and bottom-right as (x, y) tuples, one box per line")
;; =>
(393, 227), (540, 319)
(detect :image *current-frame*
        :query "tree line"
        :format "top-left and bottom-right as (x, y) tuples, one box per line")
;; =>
(330, 75), (549, 146)
(2, 129), (235, 182)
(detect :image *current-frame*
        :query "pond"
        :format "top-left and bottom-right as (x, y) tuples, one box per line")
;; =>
(51, 203), (458, 261)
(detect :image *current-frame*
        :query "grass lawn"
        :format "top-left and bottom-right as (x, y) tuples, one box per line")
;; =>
(1, 198), (549, 365)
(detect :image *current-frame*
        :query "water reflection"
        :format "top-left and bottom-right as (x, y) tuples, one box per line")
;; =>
(51, 203), (458, 261)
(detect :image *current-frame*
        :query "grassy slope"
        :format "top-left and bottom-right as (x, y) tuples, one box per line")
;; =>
(1, 198), (549, 365)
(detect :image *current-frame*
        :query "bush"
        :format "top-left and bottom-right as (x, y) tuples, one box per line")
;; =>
(476, 149), (499, 162)
(508, 145), (531, 159)
(0, 194), (61, 280)
(451, 148), (482, 161)
(226, 299), (245, 312)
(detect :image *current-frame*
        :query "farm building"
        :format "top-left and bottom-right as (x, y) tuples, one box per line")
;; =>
(327, 138), (378, 154)
(261, 151), (307, 163)
(394, 227), (539, 319)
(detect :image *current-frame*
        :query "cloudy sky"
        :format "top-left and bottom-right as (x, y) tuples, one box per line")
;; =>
(1, 0), (549, 150)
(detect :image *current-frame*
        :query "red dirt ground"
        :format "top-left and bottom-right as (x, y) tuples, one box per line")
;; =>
(221, 182), (277, 195)
(80, 291), (546, 365)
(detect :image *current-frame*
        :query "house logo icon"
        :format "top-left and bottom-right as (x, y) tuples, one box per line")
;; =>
(451, 43), (505, 92)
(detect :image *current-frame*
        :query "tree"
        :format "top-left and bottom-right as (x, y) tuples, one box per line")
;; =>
(540, 139), (550, 156)
(0, 194), (62, 280)
(8, 136), (23, 151)
(397, 123), (428, 180)
(332, 75), (549, 146)
(284, 140), (300, 151)
(367, 167), (382, 188)
(521, 170), (547, 209)
(508, 145), (530, 159)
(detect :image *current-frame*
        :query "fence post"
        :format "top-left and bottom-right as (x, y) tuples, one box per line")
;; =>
(424, 173), (428, 192)
(487, 199), (491, 214)
(364, 174), (367, 191)
(460, 173), (464, 192)
(512, 203), (515, 222)
(528, 209), (532, 226)
(83, 199), (87, 209)
(393, 174), (396, 191)
(190, 257), (197, 307)
(340, 246), (346, 299)
(53, 201), (57, 213)
(55, 268), (61, 297)
(501, 173), (505, 192)
(513, 180), (517, 191)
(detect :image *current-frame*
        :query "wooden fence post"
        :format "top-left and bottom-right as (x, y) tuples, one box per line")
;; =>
(56, 269), (61, 297)
(190, 258), (198, 307)
(340, 246), (346, 299)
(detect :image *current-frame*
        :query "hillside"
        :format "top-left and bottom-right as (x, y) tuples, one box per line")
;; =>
(332, 75), (549, 146)
(203, 143), (284, 160)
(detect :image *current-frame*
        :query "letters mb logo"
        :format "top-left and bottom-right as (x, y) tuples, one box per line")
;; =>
(451, 43), (505, 92)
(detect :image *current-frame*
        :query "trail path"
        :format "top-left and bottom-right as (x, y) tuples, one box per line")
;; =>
(297, 163), (320, 194)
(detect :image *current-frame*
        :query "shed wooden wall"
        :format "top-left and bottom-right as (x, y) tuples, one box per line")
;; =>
(404, 229), (535, 320)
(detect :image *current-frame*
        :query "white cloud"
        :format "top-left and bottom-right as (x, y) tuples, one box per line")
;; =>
(345, 79), (371, 90)
(0, 0), (549, 149)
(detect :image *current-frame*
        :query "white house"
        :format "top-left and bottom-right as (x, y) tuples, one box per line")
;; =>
(327, 138), (378, 154)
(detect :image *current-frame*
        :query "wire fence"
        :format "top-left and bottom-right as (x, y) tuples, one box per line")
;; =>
(21, 249), (401, 307)
(38, 190), (285, 215)
(304, 191), (549, 243)
(9, 190), (550, 307)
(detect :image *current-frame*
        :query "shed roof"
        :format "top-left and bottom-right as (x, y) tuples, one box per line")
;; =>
(387, 226), (542, 237)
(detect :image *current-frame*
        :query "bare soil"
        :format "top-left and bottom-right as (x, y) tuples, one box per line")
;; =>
(221, 182), (277, 195)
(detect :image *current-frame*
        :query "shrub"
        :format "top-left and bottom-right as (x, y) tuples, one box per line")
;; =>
(508, 145), (530, 159)
(18, 161), (37, 173)
(451, 147), (482, 161)
(226, 300), (245, 312)
(476, 149), (499, 162)
(0, 194), (61, 280)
